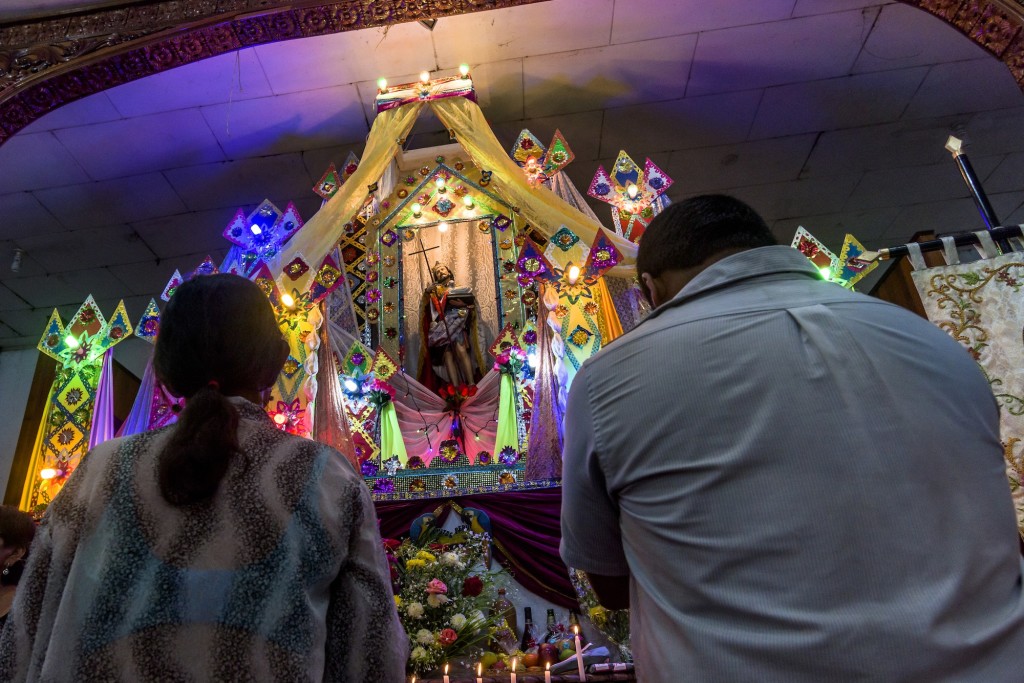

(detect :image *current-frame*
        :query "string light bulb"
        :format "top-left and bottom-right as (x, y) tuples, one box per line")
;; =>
(377, 77), (388, 91)
(420, 70), (431, 83)
(459, 64), (470, 77)
(65, 334), (80, 349)
(567, 264), (581, 285)
(250, 223), (262, 235)
(462, 196), (474, 208)
(411, 203), (422, 217)
(435, 176), (446, 191)
(273, 413), (288, 425)
(819, 267), (831, 280)
(280, 293), (296, 309)
(343, 378), (359, 392)
(626, 183), (639, 199)
(39, 468), (61, 480)
(438, 222), (449, 233)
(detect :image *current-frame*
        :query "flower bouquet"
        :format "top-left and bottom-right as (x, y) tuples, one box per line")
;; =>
(493, 346), (527, 376)
(385, 527), (508, 675)
(569, 568), (632, 662)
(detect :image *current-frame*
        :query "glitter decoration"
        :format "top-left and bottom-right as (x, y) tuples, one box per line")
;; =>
(435, 197), (455, 216)
(568, 325), (592, 348)
(383, 302), (395, 313)
(366, 252), (380, 265)
(477, 451), (492, 465)
(366, 288), (382, 304)
(403, 229), (416, 242)
(443, 475), (459, 489)
(409, 478), (427, 492)
(551, 226), (580, 251)
(499, 238), (513, 251)
(385, 327), (398, 339)
(407, 456), (426, 470)
(367, 309), (380, 322)
(383, 456), (402, 476)
(499, 471), (517, 485)
(284, 257), (310, 280)
(383, 276), (397, 289)
(380, 230), (398, 247)
(419, 166), (431, 177)
(523, 330), (538, 345)
(498, 446), (520, 467)
(454, 161), (465, 171)
(397, 188), (409, 198)
(372, 479), (395, 494)
(361, 460), (379, 477)
(555, 305), (569, 318)
(584, 301), (599, 316)
(522, 290), (538, 308)
(478, 220), (491, 234)
(492, 215), (511, 232)
(437, 439), (461, 464)
(504, 289), (518, 301)
(366, 271), (379, 283)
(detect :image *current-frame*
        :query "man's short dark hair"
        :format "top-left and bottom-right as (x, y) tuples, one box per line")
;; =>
(636, 195), (777, 277)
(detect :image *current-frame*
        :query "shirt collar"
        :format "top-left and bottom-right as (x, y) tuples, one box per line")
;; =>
(647, 246), (820, 320)
(226, 396), (274, 424)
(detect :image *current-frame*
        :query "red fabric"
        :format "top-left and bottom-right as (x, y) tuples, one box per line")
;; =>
(375, 487), (577, 609)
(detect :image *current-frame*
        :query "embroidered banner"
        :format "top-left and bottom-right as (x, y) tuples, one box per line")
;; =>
(913, 254), (1024, 531)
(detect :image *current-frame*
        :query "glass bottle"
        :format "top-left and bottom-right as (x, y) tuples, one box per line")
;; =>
(520, 606), (538, 651)
(491, 587), (518, 636)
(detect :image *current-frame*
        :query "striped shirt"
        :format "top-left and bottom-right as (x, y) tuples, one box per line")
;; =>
(0, 398), (407, 682)
(561, 245), (1024, 681)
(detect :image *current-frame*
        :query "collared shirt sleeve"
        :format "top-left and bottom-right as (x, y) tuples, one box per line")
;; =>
(559, 368), (630, 576)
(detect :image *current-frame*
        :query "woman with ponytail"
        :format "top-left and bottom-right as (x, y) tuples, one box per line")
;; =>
(0, 274), (406, 682)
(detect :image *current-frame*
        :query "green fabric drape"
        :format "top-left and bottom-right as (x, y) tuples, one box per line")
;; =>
(379, 401), (409, 465)
(494, 373), (519, 455)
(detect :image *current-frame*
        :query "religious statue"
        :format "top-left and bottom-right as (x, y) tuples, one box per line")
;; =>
(418, 262), (484, 389)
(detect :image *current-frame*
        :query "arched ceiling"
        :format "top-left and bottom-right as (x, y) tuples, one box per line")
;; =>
(1, 0), (1023, 365)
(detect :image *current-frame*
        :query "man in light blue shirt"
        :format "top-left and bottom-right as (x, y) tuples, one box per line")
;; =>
(560, 195), (1024, 681)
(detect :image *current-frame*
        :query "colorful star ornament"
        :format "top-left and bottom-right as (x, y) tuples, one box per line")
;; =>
(509, 129), (575, 186)
(340, 341), (381, 464)
(222, 199), (304, 274)
(835, 233), (879, 288)
(588, 151), (673, 243)
(26, 297), (134, 515)
(582, 230), (623, 279)
(515, 237), (556, 287)
(791, 227), (840, 281)
(313, 152), (361, 201)
(132, 299), (184, 430)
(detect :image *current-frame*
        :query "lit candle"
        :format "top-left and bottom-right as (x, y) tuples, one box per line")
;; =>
(545, 662), (551, 683)
(510, 657), (517, 683)
(443, 664), (449, 683)
(574, 625), (586, 681)
(476, 662), (482, 683)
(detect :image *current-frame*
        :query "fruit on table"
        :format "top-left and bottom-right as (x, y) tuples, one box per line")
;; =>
(480, 652), (499, 669)
(559, 647), (575, 662)
(522, 652), (539, 668)
(539, 643), (559, 666)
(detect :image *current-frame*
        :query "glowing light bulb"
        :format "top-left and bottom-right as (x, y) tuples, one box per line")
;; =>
(411, 203), (422, 217)
(819, 267), (831, 280)
(528, 353), (538, 368)
(39, 468), (60, 480)
(420, 70), (430, 83)
(343, 378), (359, 392)
(438, 222), (449, 233)
(462, 196), (474, 208)
(435, 176), (446, 191)
(567, 264), (581, 285)
(273, 413), (288, 425)
(459, 64), (470, 77)
(65, 334), (79, 349)
(280, 293), (295, 308)
(250, 223), (262, 235)
(627, 183), (639, 199)
(377, 77), (388, 91)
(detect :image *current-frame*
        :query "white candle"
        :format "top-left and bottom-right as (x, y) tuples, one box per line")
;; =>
(574, 625), (587, 681)
(545, 662), (551, 683)
(510, 657), (517, 683)
(443, 664), (449, 683)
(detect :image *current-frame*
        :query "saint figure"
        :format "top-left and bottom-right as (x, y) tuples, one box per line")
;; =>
(418, 262), (484, 389)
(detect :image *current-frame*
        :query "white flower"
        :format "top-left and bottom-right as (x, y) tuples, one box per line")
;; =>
(471, 610), (485, 623)
(410, 646), (428, 661)
(427, 593), (450, 608)
(450, 613), (467, 630)
(406, 602), (425, 619)
(440, 552), (464, 568)
(415, 629), (434, 645)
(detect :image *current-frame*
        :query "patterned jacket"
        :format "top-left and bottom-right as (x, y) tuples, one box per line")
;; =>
(0, 398), (407, 682)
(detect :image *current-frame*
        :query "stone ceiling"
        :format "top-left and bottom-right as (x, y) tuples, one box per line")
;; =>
(1, 0), (1023, 369)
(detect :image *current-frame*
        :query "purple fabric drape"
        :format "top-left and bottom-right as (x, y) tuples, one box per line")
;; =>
(375, 487), (576, 609)
(89, 349), (115, 449)
(526, 304), (563, 481)
(117, 354), (157, 438)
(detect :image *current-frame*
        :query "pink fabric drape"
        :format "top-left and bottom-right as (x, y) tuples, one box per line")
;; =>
(390, 369), (502, 465)
(89, 349), (115, 449)
(314, 325), (359, 468)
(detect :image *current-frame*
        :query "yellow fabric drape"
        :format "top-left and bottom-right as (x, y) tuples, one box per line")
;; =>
(429, 97), (638, 277)
(19, 381), (56, 512)
(272, 103), (425, 288)
(595, 276), (625, 344)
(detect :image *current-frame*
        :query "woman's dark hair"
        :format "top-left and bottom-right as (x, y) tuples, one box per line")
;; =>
(154, 274), (286, 506)
(636, 194), (777, 278)
(0, 506), (36, 586)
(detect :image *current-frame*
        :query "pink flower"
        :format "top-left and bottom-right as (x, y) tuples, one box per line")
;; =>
(426, 579), (448, 595)
(438, 628), (458, 646)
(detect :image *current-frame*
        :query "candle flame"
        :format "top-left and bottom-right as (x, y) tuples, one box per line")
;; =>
(477, 663), (482, 674)
(512, 657), (517, 670)
(574, 624), (579, 635)
(444, 664), (448, 674)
